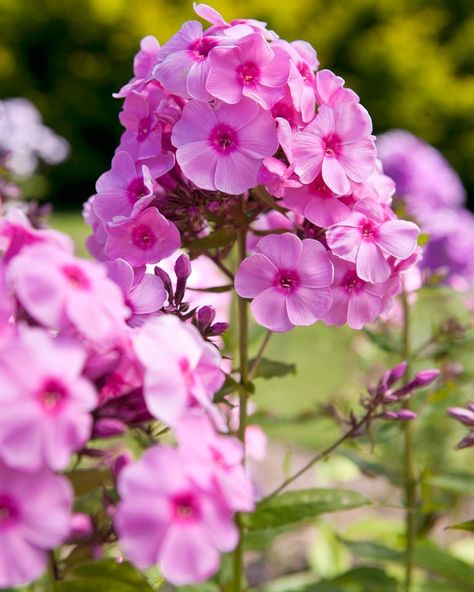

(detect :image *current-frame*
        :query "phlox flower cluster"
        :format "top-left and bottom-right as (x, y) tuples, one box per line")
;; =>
(377, 130), (474, 292)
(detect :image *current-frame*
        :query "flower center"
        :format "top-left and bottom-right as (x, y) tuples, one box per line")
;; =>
(0, 495), (19, 529)
(209, 123), (238, 155)
(323, 135), (341, 158)
(37, 378), (68, 413)
(361, 220), (376, 240)
(127, 177), (149, 203)
(189, 37), (218, 60)
(173, 493), (199, 521)
(237, 62), (260, 86)
(274, 269), (300, 294)
(342, 271), (365, 293)
(62, 264), (91, 290)
(131, 224), (156, 250)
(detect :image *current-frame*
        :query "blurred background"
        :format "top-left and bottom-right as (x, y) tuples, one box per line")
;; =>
(1, 0), (474, 211)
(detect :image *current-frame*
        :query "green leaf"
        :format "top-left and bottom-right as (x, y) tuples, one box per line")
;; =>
(341, 539), (403, 562)
(65, 468), (113, 497)
(243, 489), (370, 532)
(186, 228), (236, 250)
(249, 357), (296, 380)
(429, 473), (474, 494)
(187, 284), (232, 293)
(331, 566), (398, 591)
(447, 519), (474, 532)
(362, 329), (400, 353)
(56, 559), (154, 592)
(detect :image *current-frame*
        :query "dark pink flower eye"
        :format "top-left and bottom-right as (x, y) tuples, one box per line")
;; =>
(61, 264), (91, 290)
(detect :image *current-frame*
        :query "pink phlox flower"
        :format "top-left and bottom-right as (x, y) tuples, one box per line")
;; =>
(272, 90), (305, 129)
(106, 258), (166, 327)
(0, 461), (72, 589)
(171, 99), (278, 194)
(7, 243), (129, 341)
(206, 32), (290, 109)
(193, 3), (277, 40)
(350, 159), (396, 206)
(176, 414), (255, 512)
(326, 198), (420, 283)
(224, 399), (268, 461)
(93, 151), (162, 222)
(323, 255), (394, 330)
(276, 39), (319, 122)
(114, 36), (161, 98)
(104, 206), (180, 267)
(315, 69), (359, 107)
(0, 327), (97, 471)
(118, 91), (175, 170)
(0, 208), (73, 264)
(292, 101), (377, 194)
(154, 20), (223, 102)
(132, 315), (225, 425)
(257, 156), (300, 198)
(115, 445), (238, 584)
(282, 174), (351, 227)
(235, 232), (334, 332)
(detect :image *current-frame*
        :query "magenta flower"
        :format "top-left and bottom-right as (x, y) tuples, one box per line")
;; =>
(105, 206), (181, 267)
(176, 414), (255, 512)
(0, 328), (97, 471)
(257, 156), (300, 198)
(315, 69), (359, 107)
(114, 35), (160, 98)
(0, 461), (72, 588)
(106, 258), (167, 327)
(292, 102), (377, 194)
(132, 315), (225, 425)
(171, 99), (278, 194)
(154, 20), (222, 101)
(8, 244), (129, 341)
(235, 233), (333, 332)
(115, 445), (238, 585)
(323, 255), (394, 329)
(206, 32), (289, 109)
(326, 199), (420, 283)
(282, 174), (351, 227)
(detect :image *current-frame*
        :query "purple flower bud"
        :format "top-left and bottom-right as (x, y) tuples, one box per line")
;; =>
(154, 266), (173, 301)
(456, 431), (474, 450)
(209, 321), (229, 336)
(387, 362), (408, 386)
(174, 254), (192, 280)
(68, 513), (94, 543)
(413, 368), (440, 388)
(197, 305), (216, 330)
(447, 407), (474, 427)
(396, 409), (417, 421)
(92, 418), (127, 439)
(113, 450), (134, 478)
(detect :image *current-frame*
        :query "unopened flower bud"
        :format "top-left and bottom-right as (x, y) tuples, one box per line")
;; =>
(456, 431), (474, 450)
(92, 418), (127, 439)
(447, 407), (474, 427)
(197, 305), (216, 330)
(174, 254), (192, 280)
(113, 450), (134, 478)
(209, 322), (229, 336)
(68, 513), (94, 543)
(412, 368), (440, 388)
(154, 266), (173, 301)
(396, 409), (417, 421)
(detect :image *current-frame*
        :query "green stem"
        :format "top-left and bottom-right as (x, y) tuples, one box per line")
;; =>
(248, 330), (273, 381)
(402, 288), (416, 592)
(233, 209), (249, 592)
(259, 411), (371, 505)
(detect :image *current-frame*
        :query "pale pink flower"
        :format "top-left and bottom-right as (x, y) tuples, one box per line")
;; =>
(257, 156), (300, 198)
(235, 233), (333, 332)
(171, 99), (278, 194)
(206, 33), (289, 109)
(0, 328), (97, 471)
(315, 69), (359, 106)
(7, 244), (129, 341)
(105, 206), (181, 267)
(132, 315), (225, 425)
(0, 461), (72, 588)
(115, 445), (238, 584)
(176, 414), (255, 512)
(106, 258), (166, 327)
(114, 35), (161, 98)
(350, 159), (396, 206)
(247, 210), (298, 252)
(292, 102), (377, 194)
(276, 40), (319, 122)
(323, 255), (394, 329)
(282, 174), (351, 227)
(193, 3), (276, 41)
(154, 20), (222, 102)
(326, 199), (419, 283)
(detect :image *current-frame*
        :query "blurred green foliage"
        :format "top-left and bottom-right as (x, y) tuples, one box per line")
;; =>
(1, 0), (473, 208)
